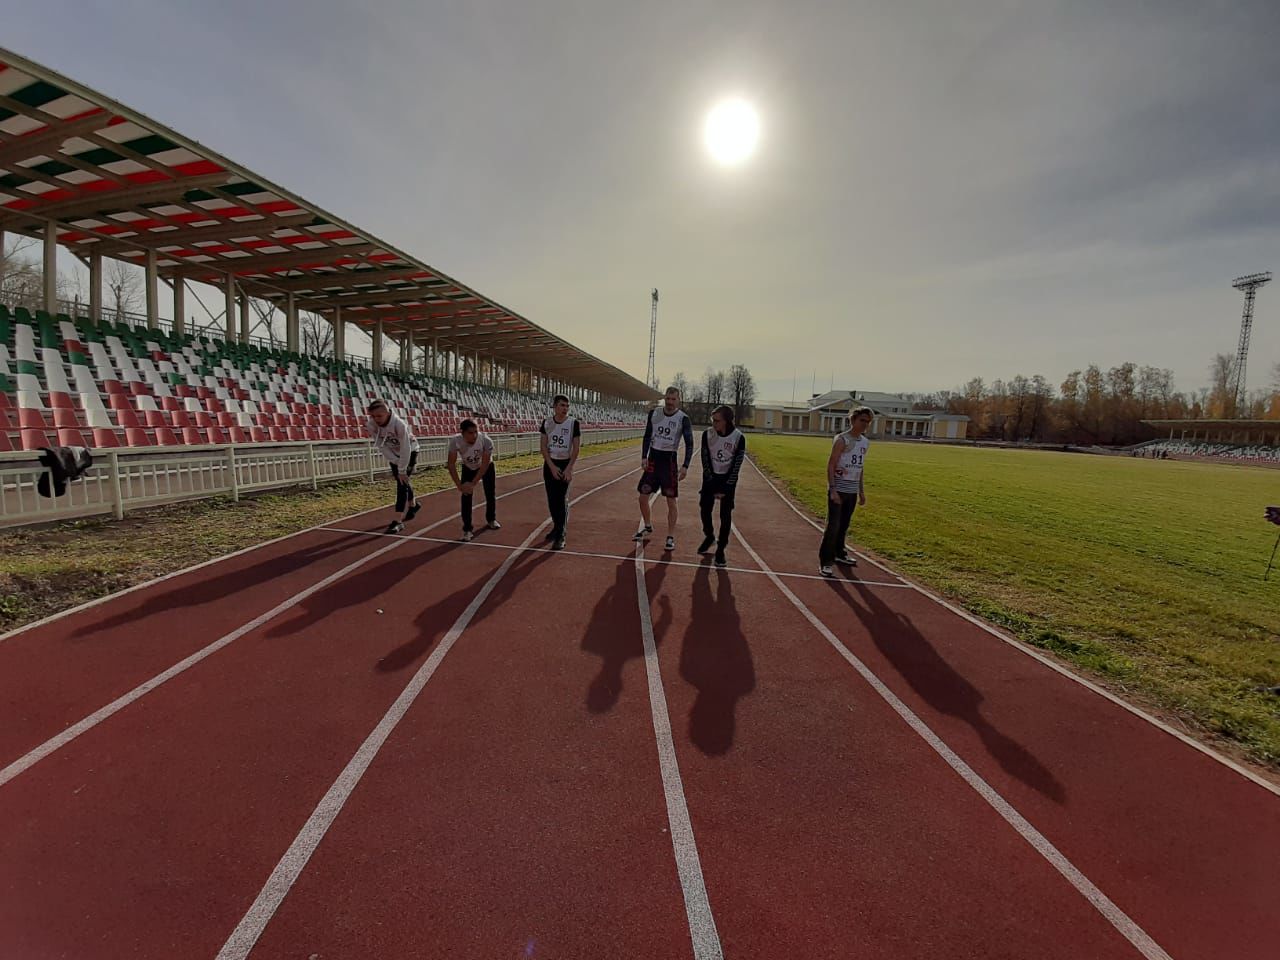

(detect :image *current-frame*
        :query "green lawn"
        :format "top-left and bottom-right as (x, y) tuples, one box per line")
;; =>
(0, 440), (638, 635)
(749, 435), (1280, 770)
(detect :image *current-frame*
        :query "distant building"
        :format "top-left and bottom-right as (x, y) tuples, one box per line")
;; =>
(750, 390), (969, 440)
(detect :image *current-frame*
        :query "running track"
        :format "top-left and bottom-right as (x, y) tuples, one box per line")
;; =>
(1, 446), (1276, 959)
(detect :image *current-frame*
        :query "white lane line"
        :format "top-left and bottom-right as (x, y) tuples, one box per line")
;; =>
(747, 456), (1280, 798)
(0, 455), (635, 790)
(632, 536), (724, 960)
(0, 446), (638, 645)
(732, 526), (1175, 960)
(214, 467), (635, 960)
(322, 526), (913, 588)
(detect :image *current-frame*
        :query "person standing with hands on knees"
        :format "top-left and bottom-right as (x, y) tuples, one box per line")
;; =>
(447, 418), (498, 542)
(819, 405), (873, 577)
(540, 394), (580, 551)
(635, 386), (694, 552)
(365, 399), (420, 534)
(697, 405), (746, 568)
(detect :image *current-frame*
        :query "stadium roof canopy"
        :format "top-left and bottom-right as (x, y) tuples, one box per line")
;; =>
(0, 48), (656, 401)
(1143, 419), (1280, 440)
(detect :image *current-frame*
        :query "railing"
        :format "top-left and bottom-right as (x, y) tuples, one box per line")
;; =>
(0, 428), (643, 529)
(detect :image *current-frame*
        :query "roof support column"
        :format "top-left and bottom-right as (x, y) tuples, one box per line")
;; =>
(89, 250), (102, 323)
(285, 293), (299, 353)
(43, 220), (57, 314)
(172, 274), (185, 336)
(0, 229), (6, 296)
(239, 290), (249, 344)
(372, 320), (384, 370)
(332, 306), (345, 362)
(145, 249), (159, 329)
(224, 274), (236, 342)
(399, 333), (410, 375)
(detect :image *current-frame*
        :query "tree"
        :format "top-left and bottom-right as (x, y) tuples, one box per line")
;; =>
(251, 299), (284, 349)
(1206, 353), (1236, 418)
(669, 370), (692, 399)
(728, 364), (756, 422)
(300, 311), (333, 357)
(703, 367), (726, 407)
(104, 259), (142, 321)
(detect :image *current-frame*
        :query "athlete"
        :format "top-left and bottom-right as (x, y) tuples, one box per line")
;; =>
(447, 418), (498, 541)
(819, 405), (873, 577)
(697, 405), (746, 568)
(365, 399), (421, 534)
(635, 386), (694, 551)
(540, 394), (581, 551)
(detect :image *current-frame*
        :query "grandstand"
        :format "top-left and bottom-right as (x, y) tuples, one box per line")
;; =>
(0, 46), (654, 457)
(1142, 439), (1280, 466)
(0, 304), (643, 453)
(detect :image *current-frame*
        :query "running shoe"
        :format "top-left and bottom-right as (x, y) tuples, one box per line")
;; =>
(544, 529), (557, 542)
(835, 553), (858, 567)
(553, 535), (566, 551)
(385, 521), (404, 535)
(632, 526), (653, 541)
(664, 535), (675, 551)
(487, 520), (502, 530)
(714, 548), (727, 568)
(697, 535), (716, 555)
(404, 502), (421, 523)
(819, 565), (834, 578)
(461, 530), (474, 542)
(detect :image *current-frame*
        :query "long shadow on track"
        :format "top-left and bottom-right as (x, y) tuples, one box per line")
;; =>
(679, 561), (755, 756)
(69, 531), (374, 638)
(827, 577), (1067, 803)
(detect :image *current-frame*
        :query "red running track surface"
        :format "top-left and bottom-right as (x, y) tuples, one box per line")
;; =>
(0, 445), (1276, 960)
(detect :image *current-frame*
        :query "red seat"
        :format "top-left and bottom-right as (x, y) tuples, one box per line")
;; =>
(114, 407), (141, 428)
(93, 428), (121, 448)
(154, 427), (181, 446)
(206, 397), (224, 413)
(0, 431), (12, 452)
(21, 429), (54, 450)
(206, 425), (228, 444)
(305, 427), (321, 441)
(161, 396), (182, 411)
(273, 413), (289, 427)
(252, 427), (270, 442)
(196, 387), (213, 400)
(176, 385), (196, 398)
(229, 426), (250, 443)
(195, 412), (214, 428)
(143, 409), (167, 428)
(129, 382), (150, 396)
(48, 392), (74, 410)
(103, 380), (126, 395)
(109, 393), (133, 411)
(287, 426), (306, 441)
(171, 410), (192, 428)
(56, 428), (89, 447)
(217, 412), (238, 428)
(125, 427), (152, 447)
(18, 408), (50, 429)
(182, 427), (205, 445)
(52, 407), (82, 428)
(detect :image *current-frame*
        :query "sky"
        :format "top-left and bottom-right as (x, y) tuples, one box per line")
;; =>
(5, 0), (1279, 403)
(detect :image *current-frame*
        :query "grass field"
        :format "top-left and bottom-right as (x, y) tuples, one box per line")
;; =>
(0, 440), (638, 635)
(749, 435), (1280, 770)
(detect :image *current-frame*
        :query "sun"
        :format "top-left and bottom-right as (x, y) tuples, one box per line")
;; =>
(703, 98), (760, 166)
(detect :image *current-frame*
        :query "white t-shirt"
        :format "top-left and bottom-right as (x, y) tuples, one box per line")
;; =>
(450, 432), (493, 470)
(705, 427), (744, 475)
(540, 415), (579, 460)
(832, 431), (869, 493)
(366, 414), (418, 470)
(648, 407), (688, 453)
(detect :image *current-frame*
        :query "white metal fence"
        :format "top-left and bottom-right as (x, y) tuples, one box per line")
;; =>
(0, 428), (643, 529)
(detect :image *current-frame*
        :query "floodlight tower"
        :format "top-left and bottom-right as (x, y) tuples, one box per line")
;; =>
(1230, 271), (1272, 411)
(647, 288), (659, 390)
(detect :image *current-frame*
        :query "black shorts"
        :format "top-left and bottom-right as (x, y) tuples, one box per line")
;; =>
(638, 451), (679, 498)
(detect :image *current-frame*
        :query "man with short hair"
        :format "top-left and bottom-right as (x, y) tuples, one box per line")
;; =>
(540, 394), (581, 551)
(819, 405), (872, 577)
(448, 418), (498, 542)
(635, 386), (694, 551)
(365, 399), (421, 534)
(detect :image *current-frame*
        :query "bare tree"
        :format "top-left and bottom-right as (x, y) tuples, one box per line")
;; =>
(1206, 353), (1236, 418)
(1, 234), (43, 306)
(104, 258), (142, 322)
(300, 311), (333, 357)
(728, 363), (756, 422)
(250, 298), (284, 349)
(703, 367), (726, 407)
(669, 370), (692, 399)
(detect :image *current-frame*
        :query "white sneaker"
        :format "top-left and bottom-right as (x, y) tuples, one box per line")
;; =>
(461, 530), (474, 542)
(819, 565), (834, 578)
(487, 520), (502, 530)
(664, 535), (676, 551)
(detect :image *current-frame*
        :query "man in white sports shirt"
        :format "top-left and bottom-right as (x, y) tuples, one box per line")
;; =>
(635, 386), (694, 552)
(539, 394), (581, 551)
(365, 399), (421, 534)
(447, 418), (499, 542)
(819, 405), (872, 577)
